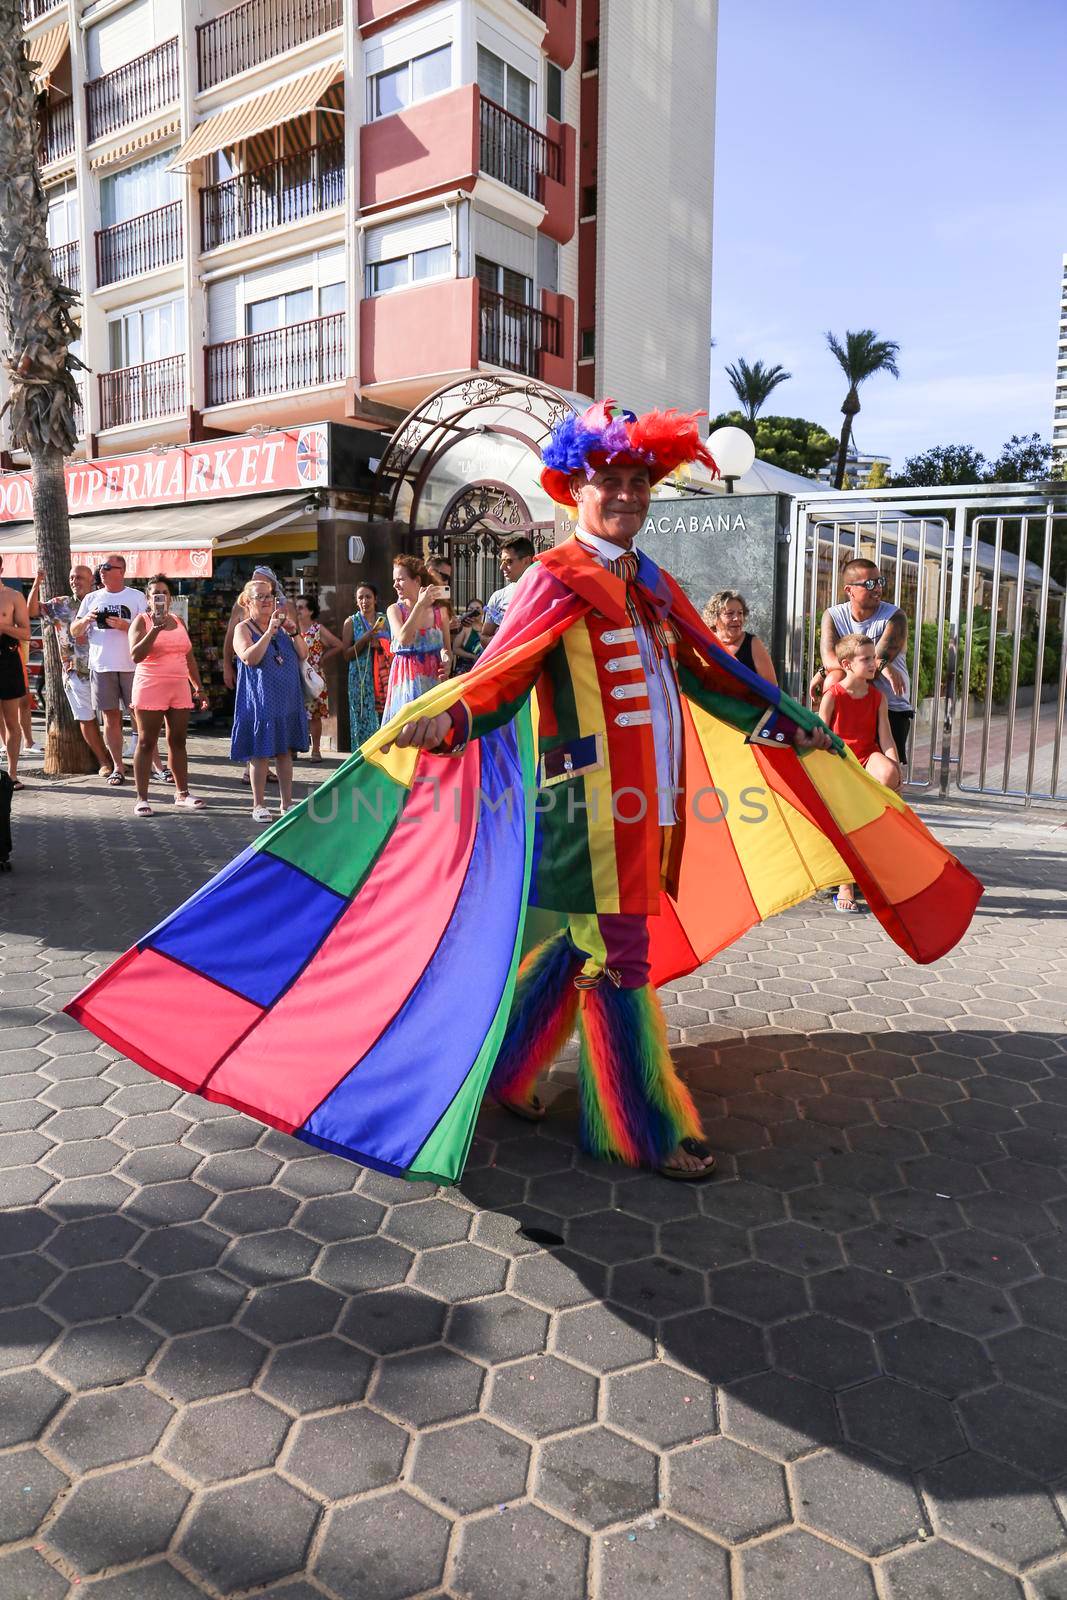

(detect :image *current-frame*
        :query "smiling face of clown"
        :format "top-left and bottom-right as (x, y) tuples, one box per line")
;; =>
(570, 463), (652, 549)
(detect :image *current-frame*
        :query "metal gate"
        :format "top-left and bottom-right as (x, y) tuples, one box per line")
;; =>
(787, 483), (1067, 804)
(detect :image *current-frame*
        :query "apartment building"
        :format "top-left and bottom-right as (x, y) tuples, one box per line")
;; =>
(1054, 253), (1067, 469)
(817, 449), (892, 487)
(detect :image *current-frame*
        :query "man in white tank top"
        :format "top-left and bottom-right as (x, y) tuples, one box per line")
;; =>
(810, 557), (914, 763)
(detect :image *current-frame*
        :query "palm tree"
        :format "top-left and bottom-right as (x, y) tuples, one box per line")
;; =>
(724, 357), (792, 429)
(0, 7), (90, 773)
(825, 329), (900, 491)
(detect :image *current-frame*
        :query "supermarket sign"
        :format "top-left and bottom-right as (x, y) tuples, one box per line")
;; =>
(0, 425), (329, 525)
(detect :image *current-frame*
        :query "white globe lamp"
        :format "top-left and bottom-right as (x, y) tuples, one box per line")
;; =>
(708, 426), (756, 494)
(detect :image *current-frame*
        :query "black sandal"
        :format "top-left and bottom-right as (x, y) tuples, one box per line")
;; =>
(659, 1138), (717, 1183)
(497, 1094), (547, 1124)
(106, 770), (125, 787)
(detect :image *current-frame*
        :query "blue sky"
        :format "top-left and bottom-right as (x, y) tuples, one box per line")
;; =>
(710, 0), (1066, 471)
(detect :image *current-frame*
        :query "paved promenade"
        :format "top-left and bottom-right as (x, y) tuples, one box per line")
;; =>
(2, 741), (1067, 1600)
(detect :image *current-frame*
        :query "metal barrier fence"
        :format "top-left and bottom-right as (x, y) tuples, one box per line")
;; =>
(787, 484), (1067, 805)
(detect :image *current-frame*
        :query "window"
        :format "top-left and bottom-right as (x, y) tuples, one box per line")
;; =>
(367, 243), (450, 296)
(478, 46), (533, 122)
(537, 234), (558, 294)
(583, 38), (599, 72)
(370, 43), (451, 119)
(47, 183), (79, 248)
(579, 328), (595, 360)
(320, 282), (345, 316)
(476, 257), (531, 305)
(581, 184), (597, 217)
(101, 149), (181, 229)
(546, 61), (563, 121)
(107, 299), (185, 370)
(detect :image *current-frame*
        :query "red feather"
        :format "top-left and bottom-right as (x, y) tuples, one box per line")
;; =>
(628, 409), (718, 478)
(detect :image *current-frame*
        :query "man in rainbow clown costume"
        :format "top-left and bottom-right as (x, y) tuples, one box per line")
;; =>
(68, 402), (981, 1187)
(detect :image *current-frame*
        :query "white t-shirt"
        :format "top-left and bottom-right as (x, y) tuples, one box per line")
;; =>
(75, 586), (147, 673)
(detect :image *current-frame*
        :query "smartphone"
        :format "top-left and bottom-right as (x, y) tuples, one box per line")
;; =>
(440, 586), (451, 599)
(152, 593), (167, 618)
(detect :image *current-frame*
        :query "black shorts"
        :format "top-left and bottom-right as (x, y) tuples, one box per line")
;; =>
(888, 708), (914, 766)
(0, 648), (27, 703)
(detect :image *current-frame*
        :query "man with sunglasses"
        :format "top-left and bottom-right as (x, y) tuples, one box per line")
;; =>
(71, 555), (147, 784)
(811, 557), (913, 765)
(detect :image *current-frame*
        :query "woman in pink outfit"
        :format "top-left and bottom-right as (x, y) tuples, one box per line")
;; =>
(129, 575), (209, 817)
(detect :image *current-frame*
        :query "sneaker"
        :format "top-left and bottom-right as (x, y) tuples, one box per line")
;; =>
(22, 741), (43, 756)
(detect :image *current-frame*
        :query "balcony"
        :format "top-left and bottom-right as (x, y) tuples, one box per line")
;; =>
(96, 202), (183, 286)
(516, 0), (544, 11)
(205, 312), (345, 406)
(197, 0), (342, 92)
(99, 355), (185, 429)
(201, 138), (343, 252)
(50, 240), (80, 294)
(86, 37), (180, 144)
(479, 96), (561, 202)
(38, 98), (74, 166)
(479, 287), (560, 377)
(21, 0), (64, 20)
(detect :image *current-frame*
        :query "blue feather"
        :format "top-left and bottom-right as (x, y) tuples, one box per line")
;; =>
(542, 415), (602, 474)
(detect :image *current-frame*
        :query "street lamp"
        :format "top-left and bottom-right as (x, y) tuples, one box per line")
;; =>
(708, 426), (756, 494)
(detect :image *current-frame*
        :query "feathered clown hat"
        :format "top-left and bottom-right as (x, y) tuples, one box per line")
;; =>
(540, 398), (719, 507)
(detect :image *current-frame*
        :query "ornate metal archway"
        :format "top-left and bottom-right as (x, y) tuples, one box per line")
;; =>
(434, 481), (538, 609)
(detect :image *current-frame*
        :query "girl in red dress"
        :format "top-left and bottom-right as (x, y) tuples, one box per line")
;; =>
(819, 633), (901, 911)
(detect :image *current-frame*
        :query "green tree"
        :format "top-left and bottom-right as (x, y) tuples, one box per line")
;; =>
(825, 329), (901, 490)
(987, 433), (1052, 483)
(893, 444), (988, 487)
(708, 410), (838, 478)
(860, 460), (891, 489)
(723, 357), (791, 427)
(0, 9), (88, 774)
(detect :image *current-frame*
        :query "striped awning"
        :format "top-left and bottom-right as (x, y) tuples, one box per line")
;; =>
(168, 58), (343, 169)
(27, 20), (68, 91)
(88, 116), (182, 171)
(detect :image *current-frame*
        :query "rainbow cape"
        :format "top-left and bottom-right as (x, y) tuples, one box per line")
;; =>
(67, 552), (982, 1184)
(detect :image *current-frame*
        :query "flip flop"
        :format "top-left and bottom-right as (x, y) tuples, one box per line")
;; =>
(659, 1138), (717, 1183)
(833, 895), (859, 913)
(134, 800), (153, 818)
(497, 1094), (547, 1124)
(174, 794), (206, 810)
(106, 770), (125, 787)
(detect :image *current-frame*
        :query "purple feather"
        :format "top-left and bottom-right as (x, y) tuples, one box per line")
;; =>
(541, 414), (602, 474)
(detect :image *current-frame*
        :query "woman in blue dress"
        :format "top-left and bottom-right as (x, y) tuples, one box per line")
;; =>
(342, 582), (389, 747)
(231, 578), (309, 824)
(381, 554), (450, 725)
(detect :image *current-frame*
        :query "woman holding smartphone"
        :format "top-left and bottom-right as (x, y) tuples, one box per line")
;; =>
(382, 554), (450, 725)
(232, 578), (309, 823)
(129, 576), (209, 817)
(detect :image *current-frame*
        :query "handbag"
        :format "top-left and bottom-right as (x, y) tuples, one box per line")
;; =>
(301, 660), (326, 708)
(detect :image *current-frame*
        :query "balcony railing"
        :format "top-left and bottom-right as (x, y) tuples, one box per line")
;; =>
(197, 0), (342, 92)
(516, 0), (544, 13)
(479, 288), (560, 377)
(38, 98), (74, 166)
(201, 138), (343, 251)
(21, 0), (64, 21)
(479, 96), (561, 202)
(205, 311), (345, 406)
(86, 37), (180, 143)
(96, 202), (183, 286)
(99, 355), (185, 429)
(49, 240), (80, 294)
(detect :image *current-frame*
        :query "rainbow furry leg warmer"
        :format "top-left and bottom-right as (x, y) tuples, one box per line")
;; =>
(577, 982), (704, 1166)
(489, 931), (583, 1107)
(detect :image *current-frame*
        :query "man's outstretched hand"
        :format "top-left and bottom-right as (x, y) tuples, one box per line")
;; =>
(381, 711), (452, 754)
(794, 726), (835, 753)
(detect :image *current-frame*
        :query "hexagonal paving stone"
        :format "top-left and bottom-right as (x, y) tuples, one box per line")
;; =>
(553, 1302), (656, 1372)
(989, 1326), (1067, 1403)
(666, 1306), (769, 1385)
(605, 1362), (717, 1448)
(739, 1527), (877, 1600)
(0, 1367), (67, 1447)
(46, 1461), (190, 1575)
(754, 1221), (845, 1276)
(922, 1451), (1067, 1569)
(46, 1214), (143, 1268)
(372, 1345), (484, 1427)
(700, 1179), (786, 1229)
(339, 1285), (447, 1355)
(219, 1227), (320, 1286)
(720, 1369), (841, 1461)
(793, 1448), (927, 1556)
(276, 1151), (361, 1197)
(206, 1186), (299, 1235)
(1012, 1277), (1067, 1338)
(74, 1561), (206, 1599)
(0, 1446), (68, 1541)
(769, 1314), (877, 1390)
(566, 1208), (656, 1264)
(47, 1383), (174, 1472)
(284, 1405), (408, 1500)
(238, 1279), (345, 1344)
(839, 1376), (966, 1468)
(0, 1550), (68, 1600)
(46, 1317), (162, 1390)
(528, 1170), (613, 1218)
(536, 1424), (658, 1530)
(294, 1191), (386, 1242)
(810, 1266), (912, 1330)
(878, 1317), (994, 1397)
(163, 1392), (291, 1483)
(937, 1228), (1037, 1287)
(486, 1353), (599, 1439)
(667, 1436), (789, 1543)
(0, 1249), (59, 1309)
(43, 1260), (150, 1324)
(317, 1492), (451, 1600)
(381, 1196), (471, 1248)
(709, 1260), (810, 1324)
(510, 1247), (604, 1310)
(258, 1335), (372, 1414)
(596, 1516), (730, 1598)
(177, 1474), (319, 1593)
(133, 1222), (229, 1276)
(882, 1538), (1023, 1600)
(317, 1236), (414, 1295)
(611, 1256), (707, 1320)
(447, 1293), (549, 1363)
(453, 1503), (589, 1600)
(911, 1274), (1017, 1338)
(194, 1148), (281, 1191)
(139, 1268), (247, 1335)
(410, 1241), (509, 1301)
(411, 1417), (530, 1513)
(151, 1325), (267, 1402)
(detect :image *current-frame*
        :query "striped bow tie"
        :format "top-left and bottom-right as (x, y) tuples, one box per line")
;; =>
(608, 550), (640, 582)
(606, 549), (671, 661)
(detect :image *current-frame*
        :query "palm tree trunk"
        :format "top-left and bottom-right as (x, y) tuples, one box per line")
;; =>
(30, 444), (96, 775)
(834, 387), (861, 490)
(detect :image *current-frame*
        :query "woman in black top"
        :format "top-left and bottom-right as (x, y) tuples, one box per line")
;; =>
(702, 590), (777, 684)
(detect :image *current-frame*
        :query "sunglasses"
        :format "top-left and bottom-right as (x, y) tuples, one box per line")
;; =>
(100, 564), (122, 573)
(848, 576), (885, 591)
